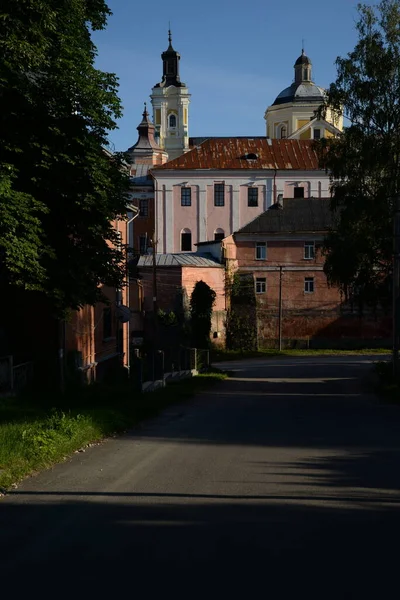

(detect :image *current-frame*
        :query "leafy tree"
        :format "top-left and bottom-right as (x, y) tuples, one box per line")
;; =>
(0, 0), (130, 312)
(226, 273), (257, 351)
(319, 0), (400, 310)
(190, 281), (216, 348)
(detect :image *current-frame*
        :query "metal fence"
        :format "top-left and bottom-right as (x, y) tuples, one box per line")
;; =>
(130, 346), (210, 391)
(0, 355), (34, 394)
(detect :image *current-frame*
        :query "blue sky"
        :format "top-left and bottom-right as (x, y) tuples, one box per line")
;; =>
(92, 0), (366, 151)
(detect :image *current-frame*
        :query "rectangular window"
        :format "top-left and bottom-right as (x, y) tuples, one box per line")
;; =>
(294, 187), (305, 198)
(255, 242), (267, 260)
(139, 235), (147, 255)
(255, 278), (266, 294)
(304, 241), (315, 260)
(248, 187), (258, 207)
(304, 277), (315, 294)
(181, 187), (191, 206)
(313, 128), (321, 140)
(139, 198), (148, 217)
(103, 307), (112, 339)
(214, 183), (225, 206)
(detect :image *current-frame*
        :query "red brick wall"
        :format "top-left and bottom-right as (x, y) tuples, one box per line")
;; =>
(181, 266), (226, 312)
(233, 237), (391, 344)
(141, 267), (183, 313)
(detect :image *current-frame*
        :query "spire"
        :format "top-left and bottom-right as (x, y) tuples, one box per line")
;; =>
(294, 48), (312, 84)
(153, 30), (185, 88)
(129, 103), (161, 151)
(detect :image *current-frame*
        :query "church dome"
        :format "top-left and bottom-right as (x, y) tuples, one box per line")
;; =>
(294, 52), (312, 66)
(272, 50), (325, 106)
(272, 82), (325, 106)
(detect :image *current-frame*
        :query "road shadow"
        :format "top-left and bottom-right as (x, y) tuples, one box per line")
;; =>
(1, 491), (400, 592)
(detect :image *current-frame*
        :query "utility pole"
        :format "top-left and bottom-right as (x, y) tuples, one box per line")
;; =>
(152, 232), (158, 345)
(278, 266), (283, 352)
(393, 196), (400, 378)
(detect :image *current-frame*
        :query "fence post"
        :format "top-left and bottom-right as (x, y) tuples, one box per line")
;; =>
(10, 355), (14, 393)
(193, 348), (197, 371)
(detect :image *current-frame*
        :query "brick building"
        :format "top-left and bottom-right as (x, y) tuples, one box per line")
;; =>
(131, 252), (226, 346)
(226, 197), (391, 347)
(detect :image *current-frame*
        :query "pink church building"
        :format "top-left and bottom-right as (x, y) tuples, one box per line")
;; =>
(151, 137), (331, 253)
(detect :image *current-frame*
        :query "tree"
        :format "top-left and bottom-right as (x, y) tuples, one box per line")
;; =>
(226, 273), (257, 351)
(319, 0), (400, 310)
(190, 281), (216, 349)
(0, 0), (130, 312)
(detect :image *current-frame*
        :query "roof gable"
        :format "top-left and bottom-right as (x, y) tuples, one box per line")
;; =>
(288, 118), (341, 139)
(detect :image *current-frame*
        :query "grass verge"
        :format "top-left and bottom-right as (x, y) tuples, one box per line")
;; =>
(0, 371), (226, 492)
(211, 348), (391, 362)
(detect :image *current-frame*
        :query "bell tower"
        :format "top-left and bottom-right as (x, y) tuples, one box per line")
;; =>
(150, 30), (190, 161)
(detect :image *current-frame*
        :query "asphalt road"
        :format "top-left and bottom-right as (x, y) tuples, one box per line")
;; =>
(1, 354), (400, 593)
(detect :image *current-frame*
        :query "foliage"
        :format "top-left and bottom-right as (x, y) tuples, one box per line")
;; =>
(158, 309), (178, 327)
(319, 0), (400, 310)
(225, 273), (257, 351)
(190, 281), (216, 348)
(0, 0), (130, 312)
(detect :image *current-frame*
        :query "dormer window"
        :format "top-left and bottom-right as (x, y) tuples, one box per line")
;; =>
(168, 114), (177, 128)
(313, 128), (321, 140)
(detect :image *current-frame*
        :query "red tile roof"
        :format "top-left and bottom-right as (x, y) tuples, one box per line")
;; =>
(153, 138), (321, 171)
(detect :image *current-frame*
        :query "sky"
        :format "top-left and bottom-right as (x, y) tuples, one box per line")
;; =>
(92, 0), (367, 152)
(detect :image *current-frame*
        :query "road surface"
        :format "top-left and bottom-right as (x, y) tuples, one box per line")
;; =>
(1, 355), (400, 592)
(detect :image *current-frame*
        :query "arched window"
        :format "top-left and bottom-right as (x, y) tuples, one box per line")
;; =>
(277, 124), (287, 139)
(169, 114), (177, 128)
(181, 228), (192, 251)
(214, 228), (225, 241)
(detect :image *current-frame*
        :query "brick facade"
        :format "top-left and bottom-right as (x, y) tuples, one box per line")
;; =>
(227, 200), (392, 347)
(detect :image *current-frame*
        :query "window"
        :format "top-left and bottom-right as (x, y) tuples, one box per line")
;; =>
(304, 277), (315, 293)
(139, 198), (148, 217)
(103, 307), (112, 339)
(255, 278), (266, 294)
(168, 114), (177, 128)
(181, 187), (191, 206)
(304, 241), (315, 260)
(255, 241), (267, 260)
(280, 125), (287, 139)
(214, 183), (225, 206)
(139, 234), (147, 255)
(248, 187), (258, 207)
(294, 186), (305, 198)
(214, 228), (225, 241)
(313, 128), (321, 140)
(181, 229), (192, 251)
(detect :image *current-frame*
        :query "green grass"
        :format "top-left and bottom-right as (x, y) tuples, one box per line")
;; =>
(211, 348), (391, 362)
(0, 371), (226, 492)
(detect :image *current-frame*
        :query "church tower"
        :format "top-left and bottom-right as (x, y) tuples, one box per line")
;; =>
(265, 50), (343, 140)
(150, 30), (190, 161)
